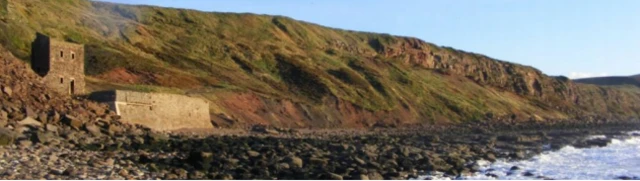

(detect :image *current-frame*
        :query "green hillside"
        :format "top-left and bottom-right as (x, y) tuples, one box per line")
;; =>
(1, 0), (639, 128)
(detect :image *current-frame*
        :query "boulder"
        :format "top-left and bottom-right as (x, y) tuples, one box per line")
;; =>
(18, 140), (32, 147)
(147, 132), (169, 143)
(35, 131), (55, 143)
(45, 124), (58, 133)
(187, 151), (214, 170)
(2, 86), (12, 96)
(511, 151), (526, 159)
(37, 113), (48, 124)
(63, 115), (82, 130)
(49, 111), (61, 123)
(84, 123), (102, 137)
(326, 172), (343, 180)
(350, 173), (369, 180)
(367, 172), (384, 180)
(251, 125), (279, 135)
(284, 156), (303, 168)
(0, 128), (14, 145)
(107, 124), (123, 136)
(24, 107), (36, 118)
(0, 110), (7, 121)
(18, 117), (42, 127)
(247, 150), (260, 158)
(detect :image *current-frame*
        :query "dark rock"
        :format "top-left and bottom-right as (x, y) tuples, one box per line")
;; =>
(187, 151), (214, 170)
(511, 151), (526, 159)
(584, 138), (610, 148)
(510, 166), (521, 171)
(49, 169), (64, 175)
(523, 171), (535, 177)
(49, 111), (61, 123)
(618, 176), (633, 180)
(62, 168), (76, 176)
(139, 153), (152, 164)
(486, 173), (499, 178)
(469, 163), (482, 172)
(251, 125), (279, 135)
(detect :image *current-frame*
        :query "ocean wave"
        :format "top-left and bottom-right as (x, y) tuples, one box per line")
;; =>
(466, 133), (640, 180)
(416, 131), (640, 180)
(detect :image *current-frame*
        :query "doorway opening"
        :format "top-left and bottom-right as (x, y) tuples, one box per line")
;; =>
(70, 80), (75, 95)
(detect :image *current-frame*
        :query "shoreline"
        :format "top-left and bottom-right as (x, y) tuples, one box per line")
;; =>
(2, 121), (638, 179)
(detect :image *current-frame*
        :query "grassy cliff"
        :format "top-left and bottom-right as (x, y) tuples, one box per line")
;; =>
(1, 0), (639, 128)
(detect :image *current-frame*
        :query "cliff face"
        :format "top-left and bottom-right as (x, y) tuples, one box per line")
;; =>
(1, 0), (639, 128)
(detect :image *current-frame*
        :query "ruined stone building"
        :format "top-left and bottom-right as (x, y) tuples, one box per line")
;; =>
(29, 33), (212, 131)
(89, 90), (212, 131)
(31, 33), (85, 95)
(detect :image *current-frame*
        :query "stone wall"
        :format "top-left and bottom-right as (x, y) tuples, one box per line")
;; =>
(89, 90), (212, 131)
(31, 33), (85, 95)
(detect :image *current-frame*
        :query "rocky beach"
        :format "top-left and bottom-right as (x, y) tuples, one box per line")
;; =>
(1, 118), (639, 180)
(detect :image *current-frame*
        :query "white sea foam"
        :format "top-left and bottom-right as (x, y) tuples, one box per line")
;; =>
(585, 134), (607, 140)
(416, 131), (640, 180)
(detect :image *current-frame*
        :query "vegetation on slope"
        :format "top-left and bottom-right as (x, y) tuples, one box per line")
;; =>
(0, 0), (639, 127)
(575, 75), (640, 87)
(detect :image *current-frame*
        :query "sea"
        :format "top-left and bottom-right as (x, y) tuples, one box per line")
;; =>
(416, 130), (640, 180)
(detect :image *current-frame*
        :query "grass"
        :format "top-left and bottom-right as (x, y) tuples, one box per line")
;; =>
(1, 0), (640, 125)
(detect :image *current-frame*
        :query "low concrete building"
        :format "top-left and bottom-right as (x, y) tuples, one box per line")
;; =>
(89, 90), (212, 131)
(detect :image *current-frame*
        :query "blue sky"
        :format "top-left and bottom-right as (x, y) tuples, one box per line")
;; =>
(99, 0), (640, 78)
